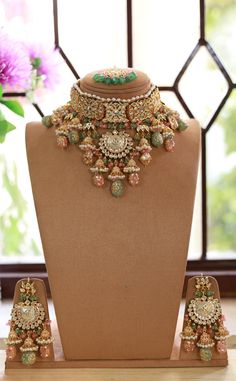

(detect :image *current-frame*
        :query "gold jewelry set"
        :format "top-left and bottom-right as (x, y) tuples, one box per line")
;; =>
(42, 69), (188, 197)
(180, 275), (229, 361)
(5, 279), (53, 366)
(5, 70), (229, 366)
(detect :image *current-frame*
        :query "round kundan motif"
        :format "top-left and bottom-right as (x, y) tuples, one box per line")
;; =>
(11, 301), (45, 330)
(187, 299), (222, 325)
(99, 130), (133, 159)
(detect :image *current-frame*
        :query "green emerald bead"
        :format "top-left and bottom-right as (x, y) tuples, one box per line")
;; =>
(178, 119), (188, 131)
(93, 74), (100, 81)
(111, 180), (124, 197)
(119, 77), (126, 84)
(206, 290), (214, 297)
(125, 75), (131, 82)
(129, 71), (137, 80)
(42, 115), (52, 128)
(112, 77), (119, 84)
(105, 77), (112, 85)
(151, 132), (163, 147)
(68, 131), (79, 144)
(143, 118), (151, 125)
(195, 291), (202, 297)
(99, 75), (105, 82)
(117, 123), (124, 130)
(199, 348), (212, 362)
(21, 351), (37, 366)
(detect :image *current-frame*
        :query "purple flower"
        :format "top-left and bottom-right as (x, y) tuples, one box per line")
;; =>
(0, 30), (32, 89)
(26, 44), (61, 90)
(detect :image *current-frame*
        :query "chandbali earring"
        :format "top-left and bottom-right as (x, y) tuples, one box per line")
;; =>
(180, 275), (229, 361)
(5, 278), (54, 365)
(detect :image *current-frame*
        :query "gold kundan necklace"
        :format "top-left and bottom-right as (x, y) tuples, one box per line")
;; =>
(42, 68), (189, 197)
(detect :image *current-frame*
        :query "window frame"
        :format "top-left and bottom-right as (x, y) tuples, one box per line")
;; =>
(1, 0), (236, 298)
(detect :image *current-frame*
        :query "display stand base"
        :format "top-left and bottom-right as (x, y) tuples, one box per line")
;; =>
(5, 325), (228, 369)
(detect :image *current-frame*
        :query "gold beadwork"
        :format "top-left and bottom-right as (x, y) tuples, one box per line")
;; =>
(70, 82), (161, 123)
(71, 87), (105, 120)
(43, 75), (189, 197)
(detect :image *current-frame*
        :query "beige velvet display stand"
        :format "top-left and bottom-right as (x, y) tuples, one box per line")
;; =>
(9, 69), (224, 369)
(5, 278), (54, 369)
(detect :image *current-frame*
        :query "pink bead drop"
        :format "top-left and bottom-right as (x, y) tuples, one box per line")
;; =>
(6, 345), (16, 360)
(57, 135), (68, 148)
(92, 174), (104, 187)
(184, 340), (195, 352)
(165, 139), (175, 152)
(217, 340), (227, 353)
(128, 173), (140, 186)
(40, 345), (50, 358)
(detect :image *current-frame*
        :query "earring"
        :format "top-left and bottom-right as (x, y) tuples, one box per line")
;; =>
(5, 278), (54, 366)
(5, 322), (22, 360)
(180, 275), (229, 361)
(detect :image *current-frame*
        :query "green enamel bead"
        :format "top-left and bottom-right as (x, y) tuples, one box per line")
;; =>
(195, 291), (202, 297)
(21, 351), (37, 366)
(119, 77), (126, 84)
(105, 77), (112, 85)
(112, 77), (119, 84)
(178, 119), (188, 131)
(151, 132), (163, 147)
(93, 74), (100, 81)
(129, 71), (137, 80)
(42, 115), (52, 128)
(200, 348), (212, 362)
(111, 180), (124, 197)
(206, 290), (214, 297)
(68, 131), (79, 144)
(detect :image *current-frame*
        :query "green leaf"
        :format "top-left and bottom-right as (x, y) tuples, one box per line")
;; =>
(0, 109), (4, 121)
(0, 84), (2, 98)
(0, 119), (16, 143)
(31, 57), (42, 70)
(0, 99), (24, 117)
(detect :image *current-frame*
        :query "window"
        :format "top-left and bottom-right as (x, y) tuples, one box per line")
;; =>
(1, 0), (236, 296)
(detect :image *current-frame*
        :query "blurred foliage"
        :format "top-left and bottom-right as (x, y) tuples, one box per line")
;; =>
(218, 90), (236, 155)
(209, 168), (236, 251)
(206, 1), (236, 253)
(206, 0), (236, 77)
(0, 156), (41, 257)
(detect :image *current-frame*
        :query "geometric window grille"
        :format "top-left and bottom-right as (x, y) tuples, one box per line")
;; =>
(3, 0), (236, 266)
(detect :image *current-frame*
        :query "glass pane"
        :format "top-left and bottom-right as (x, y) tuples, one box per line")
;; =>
(0, 103), (44, 263)
(35, 63), (76, 116)
(133, 0), (199, 85)
(58, 0), (127, 77)
(159, 91), (188, 119)
(0, 0), (54, 45)
(206, 0), (236, 82)
(207, 90), (236, 259)
(179, 46), (228, 126)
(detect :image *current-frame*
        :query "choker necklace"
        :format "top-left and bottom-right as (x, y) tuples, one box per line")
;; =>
(42, 72), (188, 197)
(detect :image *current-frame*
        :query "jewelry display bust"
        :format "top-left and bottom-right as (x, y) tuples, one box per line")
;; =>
(26, 68), (200, 364)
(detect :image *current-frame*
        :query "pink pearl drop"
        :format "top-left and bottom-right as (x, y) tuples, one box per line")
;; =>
(217, 340), (227, 353)
(128, 173), (140, 186)
(165, 139), (175, 152)
(184, 340), (195, 352)
(6, 345), (16, 360)
(93, 174), (104, 187)
(40, 345), (50, 358)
